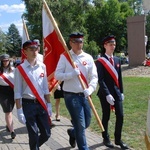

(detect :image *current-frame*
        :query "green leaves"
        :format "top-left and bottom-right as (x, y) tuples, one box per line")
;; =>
(6, 24), (22, 57)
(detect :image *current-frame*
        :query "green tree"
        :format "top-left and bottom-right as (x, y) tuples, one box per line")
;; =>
(22, 0), (136, 56)
(21, 0), (43, 40)
(0, 29), (14, 54)
(84, 40), (100, 58)
(22, 0), (97, 54)
(22, 0), (91, 40)
(0, 29), (7, 54)
(6, 24), (22, 57)
(119, 0), (143, 15)
(86, 0), (133, 54)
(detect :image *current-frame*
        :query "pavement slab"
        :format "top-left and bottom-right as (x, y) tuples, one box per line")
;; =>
(0, 107), (134, 150)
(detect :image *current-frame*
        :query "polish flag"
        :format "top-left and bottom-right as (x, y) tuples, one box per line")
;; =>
(21, 19), (30, 61)
(42, 2), (66, 92)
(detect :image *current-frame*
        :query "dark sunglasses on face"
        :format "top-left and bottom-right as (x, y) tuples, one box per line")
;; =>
(2, 59), (9, 62)
(71, 40), (83, 44)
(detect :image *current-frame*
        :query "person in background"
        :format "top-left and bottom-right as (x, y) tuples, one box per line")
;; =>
(55, 32), (98, 150)
(0, 54), (16, 139)
(14, 40), (52, 149)
(33, 39), (43, 62)
(95, 35), (129, 149)
(14, 57), (21, 67)
(97, 53), (101, 59)
(53, 81), (64, 121)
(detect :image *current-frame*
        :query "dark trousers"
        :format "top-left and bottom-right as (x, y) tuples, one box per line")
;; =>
(99, 95), (124, 142)
(22, 101), (51, 150)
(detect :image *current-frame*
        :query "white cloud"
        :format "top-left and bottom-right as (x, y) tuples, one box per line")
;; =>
(0, 19), (23, 35)
(0, 3), (25, 35)
(0, 3), (25, 13)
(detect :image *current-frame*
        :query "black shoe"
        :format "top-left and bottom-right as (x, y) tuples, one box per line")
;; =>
(67, 129), (76, 148)
(55, 115), (60, 121)
(6, 126), (10, 132)
(103, 139), (114, 148)
(11, 132), (16, 139)
(115, 140), (129, 149)
(50, 123), (56, 129)
(70, 119), (73, 125)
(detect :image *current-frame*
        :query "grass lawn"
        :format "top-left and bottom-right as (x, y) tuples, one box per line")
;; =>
(50, 77), (149, 150)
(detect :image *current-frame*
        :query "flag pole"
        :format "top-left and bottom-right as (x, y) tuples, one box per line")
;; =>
(43, 0), (104, 132)
(22, 18), (30, 40)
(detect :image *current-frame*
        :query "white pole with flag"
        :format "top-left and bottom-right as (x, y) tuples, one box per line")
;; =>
(21, 18), (30, 61)
(42, 2), (66, 92)
(22, 18), (30, 42)
(42, 0), (104, 131)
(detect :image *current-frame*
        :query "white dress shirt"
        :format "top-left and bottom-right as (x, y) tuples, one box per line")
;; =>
(55, 50), (98, 93)
(14, 59), (49, 100)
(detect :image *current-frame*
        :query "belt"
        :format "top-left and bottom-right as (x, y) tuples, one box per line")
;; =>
(22, 98), (39, 103)
(64, 91), (84, 97)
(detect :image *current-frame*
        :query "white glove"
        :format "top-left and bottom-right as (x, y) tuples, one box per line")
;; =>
(65, 68), (80, 80)
(72, 68), (80, 76)
(83, 86), (94, 98)
(17, 108), (26, 124)
(106, 94), (115, 105)
(57, 85), (61, 91)
(47, 103), (52, 117)
(121, 93), (124, 101)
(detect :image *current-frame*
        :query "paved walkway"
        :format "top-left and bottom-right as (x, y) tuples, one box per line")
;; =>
(0, 107), (133, 150)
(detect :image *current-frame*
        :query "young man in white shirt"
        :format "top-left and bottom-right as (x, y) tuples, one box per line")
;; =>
(14, 40), (52, 150)
(55, 32), (98, 150)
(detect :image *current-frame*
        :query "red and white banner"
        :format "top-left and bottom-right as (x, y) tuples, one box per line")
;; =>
(42, 3), (65, 92)
(21, 19), (30, 61)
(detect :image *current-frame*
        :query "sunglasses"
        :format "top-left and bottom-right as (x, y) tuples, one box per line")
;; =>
(71, 40), (83, 44)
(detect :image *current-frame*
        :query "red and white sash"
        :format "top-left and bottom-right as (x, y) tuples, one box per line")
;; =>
(0, 73), (14, 88)
(63, 52), (88, 88)
(98, 57), (119, 88)
(17, 65), (51, 123)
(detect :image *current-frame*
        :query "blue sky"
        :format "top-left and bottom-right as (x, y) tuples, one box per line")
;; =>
(0, 0), (25, 35)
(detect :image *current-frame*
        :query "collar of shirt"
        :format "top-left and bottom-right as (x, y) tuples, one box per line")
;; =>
(70, 49), (84, 56)
(24, 59), (40, 68)
(105, 53), (113, 59)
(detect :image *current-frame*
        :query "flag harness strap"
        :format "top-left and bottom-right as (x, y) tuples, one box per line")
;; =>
(17, 65), (51, 124)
